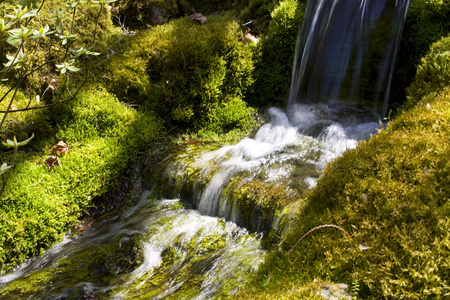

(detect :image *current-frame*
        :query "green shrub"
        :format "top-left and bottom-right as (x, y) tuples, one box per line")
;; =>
(102, 14), (256, 134)
(248, 0), (305, 107)
(405, 36), (450, 109)
(0, 86), (162, 274)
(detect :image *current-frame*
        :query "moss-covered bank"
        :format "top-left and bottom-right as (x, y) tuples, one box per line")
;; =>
(102, 13), (257, 136)
(0, 86), (162, 274)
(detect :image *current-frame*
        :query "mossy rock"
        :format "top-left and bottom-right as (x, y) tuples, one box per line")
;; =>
(248, 0), (306, 108)
(102, 13), (256, 135)
(0, 86), (162, 274)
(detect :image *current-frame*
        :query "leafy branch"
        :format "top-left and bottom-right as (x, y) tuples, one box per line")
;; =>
(0, 0), (115, 198)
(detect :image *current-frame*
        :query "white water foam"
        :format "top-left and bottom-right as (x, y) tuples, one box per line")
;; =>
(194, 105), (378, 221)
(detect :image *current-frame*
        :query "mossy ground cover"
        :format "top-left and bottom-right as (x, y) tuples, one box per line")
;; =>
(0, 86), (162, 274)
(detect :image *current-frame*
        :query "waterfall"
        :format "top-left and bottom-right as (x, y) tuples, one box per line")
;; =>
(288, 0), (409, 117)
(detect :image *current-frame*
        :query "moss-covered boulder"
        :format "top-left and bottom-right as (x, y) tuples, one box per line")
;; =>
(248, 0), (305, 108)
(102, 14), (256, 136)
(0, 86), (162, 274)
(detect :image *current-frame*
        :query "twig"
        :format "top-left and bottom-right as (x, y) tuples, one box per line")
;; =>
(285, 224), (352, 255)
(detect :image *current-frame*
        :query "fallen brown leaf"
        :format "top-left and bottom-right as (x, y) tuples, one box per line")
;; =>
(44, 156), (61, 170)
(52, 141), (70, 156)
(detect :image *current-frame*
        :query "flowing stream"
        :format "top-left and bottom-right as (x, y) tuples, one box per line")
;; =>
(0, 106), (378, 299)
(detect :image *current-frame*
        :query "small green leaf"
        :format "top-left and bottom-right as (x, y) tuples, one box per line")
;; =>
(2, 139), (14, 148)
(55, 18), (63, 33)
(21, 9), (37, 20)
(0, 163), (11, 175)
(16, 133), (34, 147)
(2, 134), (34, 149)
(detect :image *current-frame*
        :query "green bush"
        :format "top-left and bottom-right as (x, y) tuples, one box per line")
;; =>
(248, 0), (305, 107)
(405, 36), (450, 109)
(102, 14), (256, 134)
(0, 86), (162, 274)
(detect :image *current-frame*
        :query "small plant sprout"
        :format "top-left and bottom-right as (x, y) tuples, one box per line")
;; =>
(2, 133), (35, 151)
(56, 59), (79, 74)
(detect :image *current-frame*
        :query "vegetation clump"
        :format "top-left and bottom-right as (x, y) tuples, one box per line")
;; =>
(406, 0), (450, 56)
(102, 14), (257, 136)
(391, 0), (450, 108)
(405, 35), (450, 109)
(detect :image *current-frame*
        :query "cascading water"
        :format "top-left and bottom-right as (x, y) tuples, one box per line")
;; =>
(0, 193), (264, 299)
(288, 0), (409, 117)
(0, 1), (410, 299)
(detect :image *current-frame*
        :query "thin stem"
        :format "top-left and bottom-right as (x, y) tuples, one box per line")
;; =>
(0, 80), (23, 129)
(285, 224), (352, 255)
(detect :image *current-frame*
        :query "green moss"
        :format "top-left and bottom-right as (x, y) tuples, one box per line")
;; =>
(248, 0), (306, 108)
(0, 85), (56, 151)
(407, 0), (450, 56)
(405, 36), (450, 109)
(224, 177), (296, 233)
(0, 86), (162, 274)
(102, 13), (257, 135)
(390, 0), (450, 108)
(0, 232), (143, 298)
